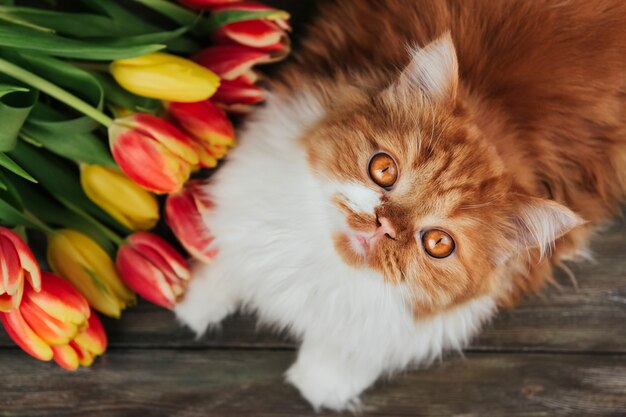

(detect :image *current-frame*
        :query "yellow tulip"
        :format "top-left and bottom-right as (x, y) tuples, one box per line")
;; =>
(47, 230), (136, 318)
(80, 165), (159, 231)
(110, 52), (220, 102)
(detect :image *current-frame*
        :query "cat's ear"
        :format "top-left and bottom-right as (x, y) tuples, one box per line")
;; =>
(510, 195), (584, 257)
(391, 32), (459, 103)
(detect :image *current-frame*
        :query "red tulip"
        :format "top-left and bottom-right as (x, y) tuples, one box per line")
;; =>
(0, 227), (41, 312)
(177, 0), (240, 10)
(0, 272), (106, 370)
(166, 101), (235, 166)
(116, 233), (191, 309)
(109, 114), (200, 194)
(193, 45), (269, 113)
(165, 180), (217, 263)
(209, 2), (291, 57)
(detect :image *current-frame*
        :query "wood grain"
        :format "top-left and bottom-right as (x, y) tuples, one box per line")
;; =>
(0, 350), (624, 417)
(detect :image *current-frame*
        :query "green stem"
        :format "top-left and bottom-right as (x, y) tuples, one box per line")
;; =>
(24, 210), (56, 235)
(0, 57), (114, 127)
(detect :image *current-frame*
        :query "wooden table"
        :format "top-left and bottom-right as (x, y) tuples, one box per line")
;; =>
(1, 1), (625, 415)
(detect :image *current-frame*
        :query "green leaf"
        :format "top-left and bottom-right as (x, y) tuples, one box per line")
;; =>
(0, 197), (42, 230)
(90, 72), (161, 115)
(81, 0), (166, 34)
(0, 169), (23, 210)
(0, 152), (36, 182)
(0, 83), (37, 151)
(0, 23), (164, 60)
(0, 6), (134, 37)
(8, 141), (131, 236)
(131, 0), (199, 26)
(7, 173), (118, 254)
(12, 52), (104, 133)
(200, 10), (280, 33)
(21, 125), (116, 167)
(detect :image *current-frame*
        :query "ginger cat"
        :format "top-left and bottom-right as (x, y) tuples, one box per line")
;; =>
(176, 0), (626, 410)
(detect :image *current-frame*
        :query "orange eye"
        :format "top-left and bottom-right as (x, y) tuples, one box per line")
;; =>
(368, 152), (398, 189)
(422, 229), (455, 258)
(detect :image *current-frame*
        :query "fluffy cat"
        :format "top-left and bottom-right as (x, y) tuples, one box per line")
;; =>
(176, 0), (626, 410)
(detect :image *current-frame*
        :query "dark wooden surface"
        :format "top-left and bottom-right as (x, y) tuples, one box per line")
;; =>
(1, 1), (626, 415)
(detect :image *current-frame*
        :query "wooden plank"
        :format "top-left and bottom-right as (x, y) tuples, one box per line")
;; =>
(0, 350), (624, 416)
(0, 217), (623, 352)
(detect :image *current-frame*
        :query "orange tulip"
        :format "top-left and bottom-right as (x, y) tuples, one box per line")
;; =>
(0, 272), (107, 370)
(0, 227), (41, 312)
(165, 180), (217, 263)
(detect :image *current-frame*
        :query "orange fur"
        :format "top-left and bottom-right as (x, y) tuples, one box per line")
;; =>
(275, 0), (626, 316)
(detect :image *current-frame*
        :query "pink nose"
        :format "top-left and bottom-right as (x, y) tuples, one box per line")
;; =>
(375, 217), (397, 239)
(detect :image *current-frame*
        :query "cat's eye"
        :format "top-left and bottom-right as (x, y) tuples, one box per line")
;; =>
(368, 152), (398, 189)
(422, 229), (455, 258)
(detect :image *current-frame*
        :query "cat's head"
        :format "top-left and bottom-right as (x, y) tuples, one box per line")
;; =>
(304, 34), (582, 315)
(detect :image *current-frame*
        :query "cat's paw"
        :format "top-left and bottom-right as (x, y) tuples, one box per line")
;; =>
(174, 263), (237, 336)
(285, 357), (365, 412)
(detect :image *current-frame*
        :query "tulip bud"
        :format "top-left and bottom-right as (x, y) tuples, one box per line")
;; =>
(80, 165), (159, 231)
(116, 232), (190, 309)
(0, 272), (106, 370)
(165, 181), (217, 263)
(51, 313), (107, 370)
(47, 230), (136, 318)
(0, 227), (41, 312)
(192, 45), (270, 113)
(109, 114), (200, 194)
(177, 0), (240, 9)
(209, 2), (291, 57)
(111, 52), (220, 102)
(166, 101), (235, 166)
(193, 45), (274, 82)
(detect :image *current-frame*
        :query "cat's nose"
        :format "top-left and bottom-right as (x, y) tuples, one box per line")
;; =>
(375, 217), (397, 239)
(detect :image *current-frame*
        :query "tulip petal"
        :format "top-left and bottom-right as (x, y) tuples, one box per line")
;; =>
(110, 125), (185, 194)
(0, 234), (23, 297)
(73, 312), (107, 356)
(212, 78), (265, 106)
(81, 165), (159, 231)
(116, 246), (177, 309)
(111, 52), (220, 102)
(166, 101), (235, 148)
(27, 272), (90, 326)
(128, 233), (190, 282)
(20, 298), (80, 346)
(166, 185), (217, 263)
(1, 309), (53, 361)
(51, 344), (79, 371)
(124, 114), (199, 165)
(214, 20), (289, 52)
(47, 232), (128, 318)
(0, 228), (41, 293)
(193, 45), (273, 80)
(69, 340), (94, 367)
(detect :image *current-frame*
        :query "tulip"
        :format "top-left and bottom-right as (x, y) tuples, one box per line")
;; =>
(80, 165), (159, 231)
(209, 2), (291, 57)
(110, 52), (220, 102)
(165, 181), (217, 263)
(109, 113), (200, 194)
(116, 232), (190, 309)
(193, 45), (270, 113)
(51, 313), (107, 370)
(0, 227), (41, 312)
(0, 272), (106, 370)
(166, 101), (235, 166)
(177, 0), (240, 9)
(47, 229), (136, 318)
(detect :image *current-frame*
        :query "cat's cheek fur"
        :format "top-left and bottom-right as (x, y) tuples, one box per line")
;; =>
(176, 91), (498, 410)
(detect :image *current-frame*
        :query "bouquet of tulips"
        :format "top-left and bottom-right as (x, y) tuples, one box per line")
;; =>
(0, 0), (290, 370)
